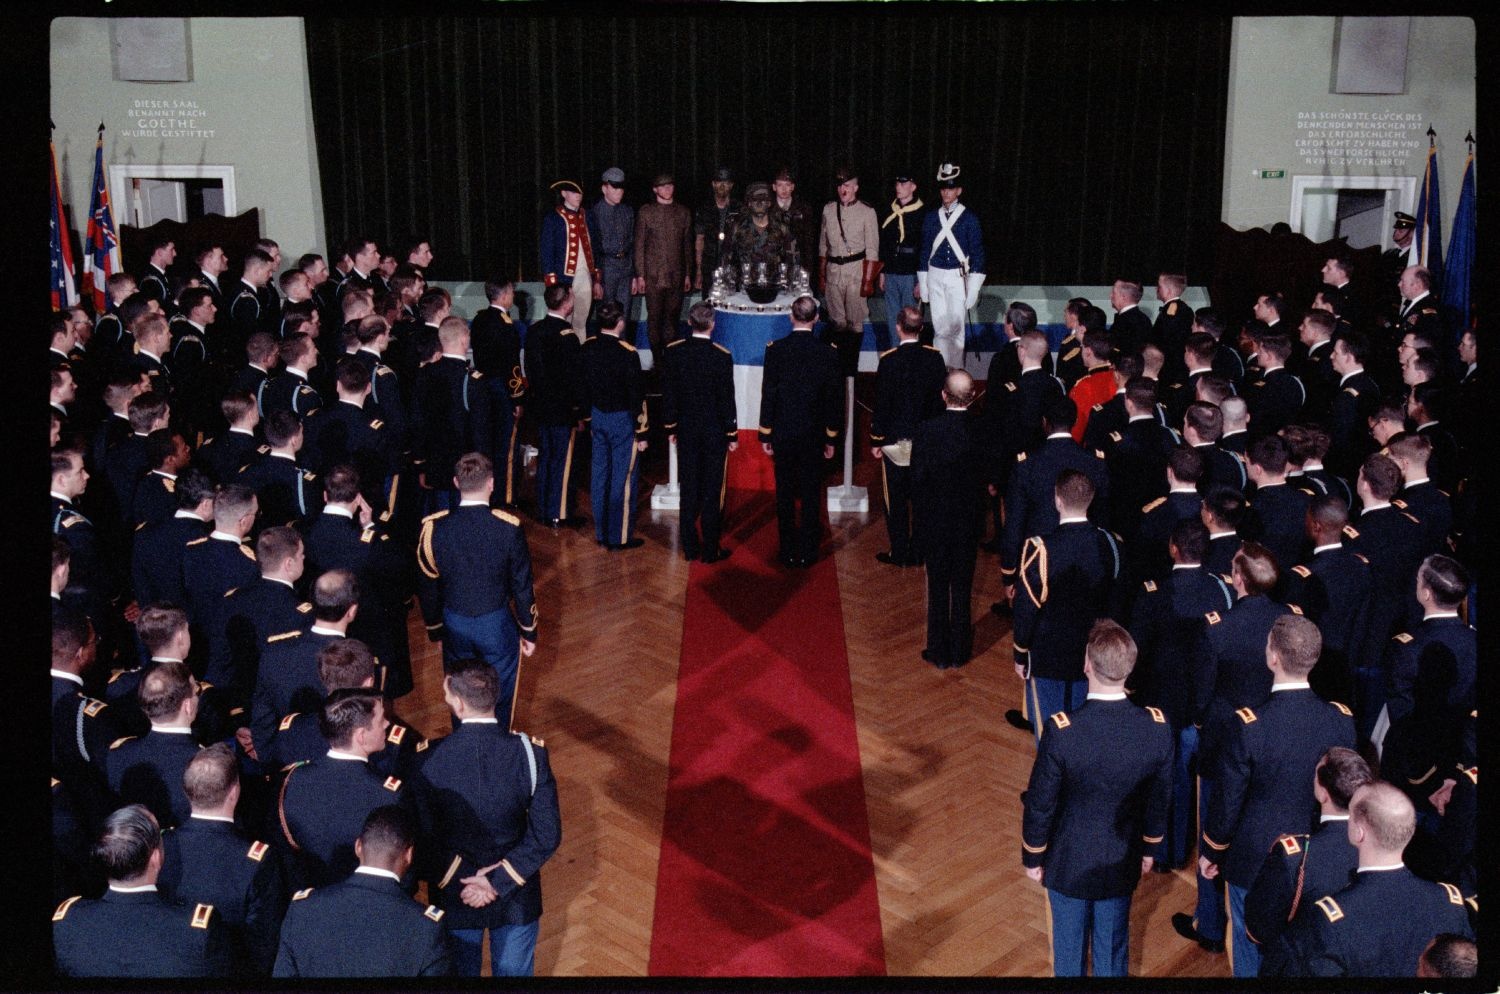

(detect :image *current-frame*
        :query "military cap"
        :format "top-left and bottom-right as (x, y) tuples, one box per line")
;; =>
(894, 170), (916, 183)
(773, 165), (796, 183)
(936, 162), (962, 187)
(549, 179), (582, 195)
(601, 166), (625, 186)
(652, 172), (675, 188)
(1393, 211), (1416, 230)
(712, 166), (734, 182)
(834, 164), (858, 185)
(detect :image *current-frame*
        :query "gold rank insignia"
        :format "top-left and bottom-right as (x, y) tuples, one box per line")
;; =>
(54, 896), (82, 921)
(191, 903), (214, 929)
(1049, 712), (1070, 730)
(416, 739), (430, 752)
(1315, 896), (1343, 922)
(267, 630), (301, 643)
(1332, 702), (1353, 716)
(1167, 301), (1179, 316)
(162, 477), (176, 493)
(387, 725), (407, 745)
(1236, 707), (1257, 724)
(530, 734), (546, 747)
(1109, 431), (1122, 443)
(1291, 565), (1311, 578)
(82, 698), (107, 717)
(1394, 632), (1414, 643)
(1391, 498), (1408, 509)
(292, 888), (313, 901)
(370, 419), (384, 430)
(1441, 882), (1464, 905)
(383, 776), (402, 792)
(1288, 604), (1303, 616)
(1278, 835), (1301, 855)
(247, 841), (268, 862)
(1143, 580), (1157, 592)
(279, 713), (299, 731)
(1205, 611), (1222, 625)
(1142, 497), (1166, 513)
(424, 906), (445, 922)
(239, 545), (257, 560)
(302, 471), (317, 482)
(109, 736), (135, 750)
(297, 602), (312, 613)
(1145, 706), (1166, 724)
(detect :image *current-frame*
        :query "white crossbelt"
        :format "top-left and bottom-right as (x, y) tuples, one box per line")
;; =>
(933, 204), (969, 273)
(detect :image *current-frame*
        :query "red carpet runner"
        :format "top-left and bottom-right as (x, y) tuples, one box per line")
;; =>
(648, 492), (886, 976)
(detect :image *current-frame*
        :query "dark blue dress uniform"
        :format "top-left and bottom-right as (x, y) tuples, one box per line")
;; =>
(868, 340), (947, 565)
(1081, 391), (1127, 453)
(228, 281), (264, 355)
(1104, 416), (1179, 539)
(131, 470), (180, 529)
(1241, 481), (1314, 577)
(159, 817), (287, 975)
(51, 672), (118, 829)
(53, 889), (232, 977)
(181, 533), (260, 628)
(468, 309), (526, 503)
(272, 869), (452, 977)
(277, 755), (409, 888)
(168, 319), (213, 435)
(207, 577), (310, 715)
(1053, 332), (1088, 392)
(662, 334), (742, 561)
(984, 364), (1064, 498)
(248, 628), (344, 759)
(1202, 529), (1243, 583)
(417, 505), (538, 718)
(1127, 490), (1204, 590)
(1326, 371), (1380, 480)
(412, 723), (561, 959)
(523, 315), (585, 521)
(237, 451), (322, 530)
(101, 432), (151, 532)
(1298, 340), (1339, 420)
(257, 370), (323, 421)
(1012, 520), (1122, 729)
(196, 429), (265, 485)
(1269, 867), (1473, 977)
(758, 328), (843, 564)
(1284, 547), (1374, 706)
(1128, 565), (1233, 867)
(1154, 298), (1196, 382)
(1344, 506), (1426, 718)
(302, 400), (397, 510)
(1394, 482), (1453, 556)
(1244, 367), (1305, 438)
(1416, 422), (1462, 496)
(227, 362), (272, 402)
(910, 409), (986, 667)
(1020, 697), (1173, 976)
(582, 332), (649, 547)
(1300, 465), (1351, 508)
(1380, 615), (1475, 796)
(1193, 594), (1292, 777)
(1201, 686), (1355, 977)
(412, 355), (492, 506)
(52, 494), (112, 619)
(1000, 434), (1111, 585)
(105, 728), (202, 828)
(302, 509), (414, 699)
(1245, 816), (1357, 957)
(1109, 305), (1153, 356)
(268, 710), (428, 782)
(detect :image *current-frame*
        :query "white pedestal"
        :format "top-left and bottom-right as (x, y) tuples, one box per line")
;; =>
(650, 438), (681, 511)
(826, 375), (868, 513)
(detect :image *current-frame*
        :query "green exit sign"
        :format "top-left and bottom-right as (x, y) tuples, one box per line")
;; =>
(1258, 169), (1286, 179)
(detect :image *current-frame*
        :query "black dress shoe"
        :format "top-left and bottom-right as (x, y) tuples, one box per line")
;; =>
(990, 600), (1012, 617)
(1170, 913), (1225, 953)
(1004, 709), (1033, 732)
(979, 539), (1003, 554)
(683, 548), (700, 562)
(875, 551), (903, 566)
(609, 538), (645, 551)
(920, 650), (949, 668)
(701, 548), (731, 564)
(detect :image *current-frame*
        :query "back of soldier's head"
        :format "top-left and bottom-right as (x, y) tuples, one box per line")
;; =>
(1420, 935), (1478, 980)
(263, 409), (302, 449)
(1267, 614), (1320, 677)
(359, 805), (416, 866)
(94, 804), (161, 882)
(1168, 445), (1205, 485)
(1184, 401), (1223, 441)
(318, 638), (376, 691)
(446, 657), (500, 714)
(319, 687), (381, 748)
(1315, 746), (1373, 812)
(313, 568), (360, 622)
(1170, 518), (1209, 564)
(1349, 782), (1416, 852)
(1043, 395), (1077, 433)
(1054, 469), (1095, 513)
(1085, 619), (1136, 682)
(212, 483), (257, 529)
(1232, 540), (1278, 595)
(136, 604), (189, 657)
(1359, 453), (1403, 501)
(183, 742), (238, 811)
(1417, 554), (1469, 609)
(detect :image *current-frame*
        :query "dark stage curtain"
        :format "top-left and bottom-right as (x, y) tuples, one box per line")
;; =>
(305, 9), (1230, 286)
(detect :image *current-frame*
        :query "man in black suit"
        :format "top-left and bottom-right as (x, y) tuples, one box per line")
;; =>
(988, 328), (1065, 519)
(205, 526), (309, 718)
(1241, 433), (1315, 577)
(663, 302), (743, 563)
(758, 294), (842, 567)
(1326, 331), (1381, 482)
(469, 280), (526, 504)
(1244, 332), (1305, 439)
(273, 805), (450, 977)
(412, 659), (562, 976)
(1108, 279), (1152, 356)
(1020, 620), (1173, 976)
(910, 370), (985, 668)
(412, 316), (491, 515)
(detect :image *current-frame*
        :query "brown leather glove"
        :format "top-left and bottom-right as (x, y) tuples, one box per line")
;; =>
(819, 258), (828, 290)
(860, 260), (879, 298)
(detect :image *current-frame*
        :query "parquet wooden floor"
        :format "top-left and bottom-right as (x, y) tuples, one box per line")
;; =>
(390, 424), (1229, 978)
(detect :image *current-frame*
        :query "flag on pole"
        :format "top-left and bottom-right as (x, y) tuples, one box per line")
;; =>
(1412, 140), (1443, 286)
(1443, 148), (1476, 336)
(49, 137), (79, 310)
(82, 125), (122, 313)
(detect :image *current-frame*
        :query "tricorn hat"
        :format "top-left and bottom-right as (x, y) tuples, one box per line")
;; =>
(550, 179), (583, 195)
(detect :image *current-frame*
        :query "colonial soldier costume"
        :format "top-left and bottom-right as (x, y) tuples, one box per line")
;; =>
(917, 163), (985, 370)
(819, 165), (881, 342)
(540, 179), (600, 341)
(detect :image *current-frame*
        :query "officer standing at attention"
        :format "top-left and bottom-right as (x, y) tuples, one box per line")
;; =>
(539, 179), (601, 342)
(1197, 615), (1356, 978)
(869, 305), (946, 567)
(105, 658), (203, 830)
(273, 805), (451, 977)
(1020, 620), (1173, 977)
(661, 301), (739, 563)
(1269, 783), (1473, 977)
(158, 743), (287, 975)
(276, 688), (410, 889)
(468, 282), (527, 505)
(917, 163), (985, 370)
(582, 301), (649, 550)
(1011, 470), (1122, 739)
(588, 167), (636, 312)
(1247, 747), (1373, 971)
(417, 453), (538, 721)
(53, 804), (231, 978)
(759, 295), (843, 568)
(910, 370), (986, 668)
(819, 165), (881, 345)
(525, 285), (586, 527)
(412, 660), (562, 976)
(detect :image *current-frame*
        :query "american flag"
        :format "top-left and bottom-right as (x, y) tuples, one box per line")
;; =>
(49, 137), (78, 310)
(81, 126), (121, 313)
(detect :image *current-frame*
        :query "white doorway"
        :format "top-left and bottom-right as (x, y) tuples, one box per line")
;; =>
(108, 164), (236, 226)
(1289, 175), (1416, 250)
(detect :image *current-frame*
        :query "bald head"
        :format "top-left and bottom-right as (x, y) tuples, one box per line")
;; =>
(943, 370), (975, 408)
(1349, 782), (1416, 856)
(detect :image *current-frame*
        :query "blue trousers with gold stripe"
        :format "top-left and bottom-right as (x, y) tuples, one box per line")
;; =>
(1047, 889), (1130, 976)
(589, 408), (640, 546)
(536, 424), (577, 521)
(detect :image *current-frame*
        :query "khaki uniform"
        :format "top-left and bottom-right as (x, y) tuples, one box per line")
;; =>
(819, 200), (879, 331)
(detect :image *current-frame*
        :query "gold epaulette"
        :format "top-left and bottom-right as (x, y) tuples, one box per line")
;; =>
(1049, 712), (1070, 730)
(714, 342), (731, 355)
(1331, 701), (1352, 716)
(492, 508), (521, 526)
(422, 509), (450, 523)
(1315, 896), (1343, 922)
(1277, 835), (1302, 855)
(1145, 706), (1166, 724)
(292, 888), (313, 901)
(267, 630), (301, 643)
(279, 713), (299, 731)
(1142, 496), (1166, 514)
(1291, 565), (1311, 578)
(879, 347), (896, 359)
(1143, 580), (1157, 592)
(239, 545), (257, 561)
(1236, 707), (1257, 724)
(1393, 632), (1414, 644)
